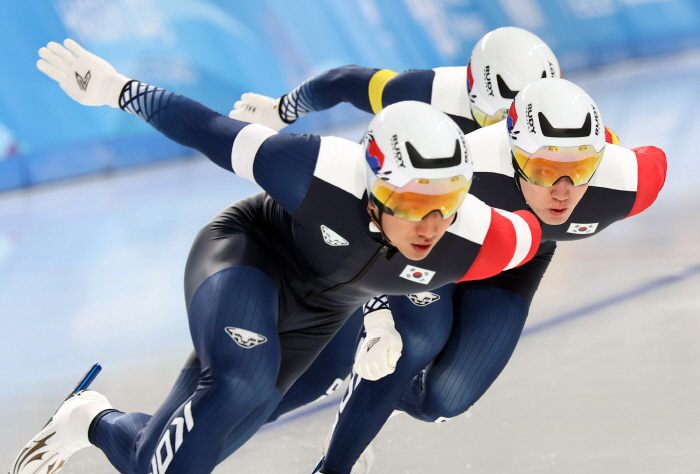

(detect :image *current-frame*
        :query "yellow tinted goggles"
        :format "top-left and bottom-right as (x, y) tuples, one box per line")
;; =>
(371, 175), (471, 222)
(471, 105), (509, 128)
(512, 145), (604, 187)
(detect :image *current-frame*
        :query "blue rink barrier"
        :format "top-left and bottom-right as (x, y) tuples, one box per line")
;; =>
(1, 0), (700, 191)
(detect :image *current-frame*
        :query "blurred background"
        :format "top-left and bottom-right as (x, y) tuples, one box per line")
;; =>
(2, 0), (700, 188)
(1, 1), (699, 473)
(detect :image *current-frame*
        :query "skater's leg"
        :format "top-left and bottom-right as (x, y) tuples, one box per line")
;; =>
(398, 285), (529, 422)
(321, 286), (455, 474)
(266, 307), (364, 423)
(92, 265), (282, 474)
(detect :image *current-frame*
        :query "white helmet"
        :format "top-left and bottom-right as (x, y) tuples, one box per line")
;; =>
(364, 101), (473, 221)
(508, 78), (606, 187)
(468, 27), (561, 127)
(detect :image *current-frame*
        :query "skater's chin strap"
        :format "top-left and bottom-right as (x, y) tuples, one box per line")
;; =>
(367, 205), (400, 259)
(368, 206), (391, 244)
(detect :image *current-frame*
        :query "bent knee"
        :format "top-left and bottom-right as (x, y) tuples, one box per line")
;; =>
(423, 393), (476, 421)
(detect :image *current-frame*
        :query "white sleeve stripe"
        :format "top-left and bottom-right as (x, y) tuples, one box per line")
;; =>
(231, 123), (277, 184)
(446, 194), (492, 244)
(313, 136), (366, 199)
(495, 209), (532, 270)
(430, 67), (471, 119)
(588, 144), (638, 192)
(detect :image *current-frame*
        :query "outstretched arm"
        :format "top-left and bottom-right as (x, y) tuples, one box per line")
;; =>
(37, 39), (322, 213)
(229, 65), (449, 130)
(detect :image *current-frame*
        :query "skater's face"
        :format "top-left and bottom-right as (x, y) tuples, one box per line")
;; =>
(519, 177), (588, 225)
(370, 203), (455, 260)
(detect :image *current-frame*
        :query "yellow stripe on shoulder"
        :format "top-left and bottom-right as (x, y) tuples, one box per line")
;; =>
(368, 69), (398, 114)
(605, 127), (620, 145)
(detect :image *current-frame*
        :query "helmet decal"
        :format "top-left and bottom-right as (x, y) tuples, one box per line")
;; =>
(591, 105), (601, 136)
(539, 112), (591, 138)
(507, 102), (518, 134)
(483, 65), (494, 97)
(496, 75), (518, 100)
(365, 134), (385, 174)
(467, 61), (473, 93)
(406, 139), (461, 169)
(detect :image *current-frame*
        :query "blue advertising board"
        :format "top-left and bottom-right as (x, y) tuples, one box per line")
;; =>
(1, 0), (699, 191)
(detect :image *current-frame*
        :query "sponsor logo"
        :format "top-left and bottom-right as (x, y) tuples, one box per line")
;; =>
(484, 65), (494, 96)
(407, 292), (441, 306)
(526, 103), (535, 133)
(339, 372), (363, 414)
(311, 378), (345, 404)
(75, 70), (91, 91)
(548, 60), (556, 77)
(399, 265), (436, 285)
(225, 327), (267, 348)
(364, 337), (381, 352)
(149, 401), (194, 474)
(390, 134), (405, 167)
(321, 225), (349, 246)
(592, 105), (600, 135)
(459, 133), (468, 164)
(567, 222), (598, 234)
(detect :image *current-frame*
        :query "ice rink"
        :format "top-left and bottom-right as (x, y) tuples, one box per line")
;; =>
(1, 50), (699, 473)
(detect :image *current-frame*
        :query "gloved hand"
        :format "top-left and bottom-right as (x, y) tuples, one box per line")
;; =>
(354, 309), (403, 381)
(37, 39), (130, 108)
(229, 93), (292, 131)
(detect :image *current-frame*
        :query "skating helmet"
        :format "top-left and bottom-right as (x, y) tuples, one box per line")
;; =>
(468, 27), (561, 127)
(363, 101), (473, 221)
(508, 78), (606, 187)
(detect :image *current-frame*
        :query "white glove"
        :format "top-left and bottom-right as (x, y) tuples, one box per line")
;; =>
(229, 93), (292, 131)
(37, 39), (130, 108)
(354, 309), (403, 381)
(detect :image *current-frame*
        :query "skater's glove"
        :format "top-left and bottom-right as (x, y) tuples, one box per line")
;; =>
(37, 39), (130, 108)
(229, 93), (293, 131)
(354, 309), (403, 381)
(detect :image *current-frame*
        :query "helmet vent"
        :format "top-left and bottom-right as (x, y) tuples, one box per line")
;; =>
(538, 112), (591, 138)
(406, 139), (461, 169)
(496, 75), (518, 100)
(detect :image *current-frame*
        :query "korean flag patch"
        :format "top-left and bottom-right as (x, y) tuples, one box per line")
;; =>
(400, 265), (436, 285)
(567, 222), (598, 235)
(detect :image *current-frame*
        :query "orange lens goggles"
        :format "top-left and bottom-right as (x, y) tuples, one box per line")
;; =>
(512, 145), (604, 187)
(471, 105), (509, 128)
(371, 175), (471, 221)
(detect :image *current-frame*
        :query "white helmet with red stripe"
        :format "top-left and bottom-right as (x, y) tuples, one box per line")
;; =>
(363, 101), (473, 221)
(468, 27), (561, 127)
(507, 78), (606, 187)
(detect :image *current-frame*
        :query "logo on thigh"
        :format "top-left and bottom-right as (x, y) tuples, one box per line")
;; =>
(407, 292), (441, 306)
(225, 327), (268, 348)
(149, 401), (195, 474)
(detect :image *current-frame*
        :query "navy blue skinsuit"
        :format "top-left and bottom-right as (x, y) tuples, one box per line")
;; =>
(87, 80), (540, 474)
(211, 65), (665, 474)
